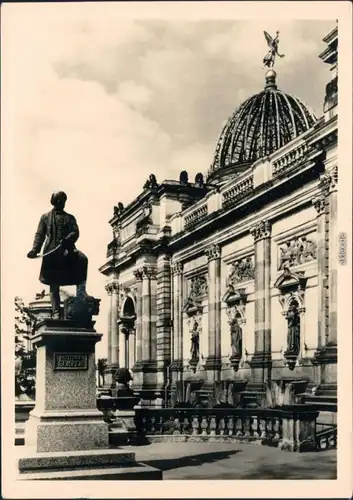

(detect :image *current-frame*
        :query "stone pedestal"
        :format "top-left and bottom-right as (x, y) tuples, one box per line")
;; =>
(24, 320), (108, 453)
(278, 404), (319, 452)
(18, 318), (162, 481)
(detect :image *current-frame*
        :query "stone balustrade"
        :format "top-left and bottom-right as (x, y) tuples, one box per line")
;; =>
(184, 203), (208, 229)
(134, 405), (320, 452)
(222, 174), (254, 208)
(272, 143), (311, 177)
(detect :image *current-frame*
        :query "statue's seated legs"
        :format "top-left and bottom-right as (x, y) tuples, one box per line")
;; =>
(49, 250), (89, 319)
(50, 280), (88, 319)
(50, 285), (61, 319)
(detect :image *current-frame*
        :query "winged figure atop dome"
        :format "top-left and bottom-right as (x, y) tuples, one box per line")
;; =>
(263, 30), (285, 68)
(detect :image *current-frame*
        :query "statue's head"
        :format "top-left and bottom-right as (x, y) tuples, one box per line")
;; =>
(51, 191), (67, 211)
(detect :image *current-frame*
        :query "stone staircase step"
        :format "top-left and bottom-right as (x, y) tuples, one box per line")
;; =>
(16, 463), (162, 480)
(18, 449), (136, 472)
(17, 449), (162, 480)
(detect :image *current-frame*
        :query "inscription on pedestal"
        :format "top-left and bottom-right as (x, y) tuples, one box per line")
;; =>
(54, 353), (88, 371)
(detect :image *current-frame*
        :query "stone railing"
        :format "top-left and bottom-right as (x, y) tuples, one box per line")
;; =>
(272, 143), (312, 177)
(222, 174), (254, 209)
(315, 423), (337, 451)
(134, 405), (320, 452)
(184, 203), (208, 230)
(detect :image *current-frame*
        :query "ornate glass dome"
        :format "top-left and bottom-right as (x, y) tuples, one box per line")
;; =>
(208, 70), (317, 182)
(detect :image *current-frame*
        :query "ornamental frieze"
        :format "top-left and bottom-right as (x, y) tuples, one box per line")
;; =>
(226, 256), (255, 287)
(278, 235), (317, 270)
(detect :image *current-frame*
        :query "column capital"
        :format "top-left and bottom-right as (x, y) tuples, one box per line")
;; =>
(142, 265), (157, 279)
(105, 281), (119, 295)
(250, 220), (272, 242)
(206, 243), (221, 261)
(133, 268), (143, 282)
(171, 261), (183, 275)
(319, 166), (338, 195)
(312, 195), (326, 216)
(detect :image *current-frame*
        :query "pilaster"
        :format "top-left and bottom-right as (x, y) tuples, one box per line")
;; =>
(312, 195), (327, 348)
(204, 243), (222, 377)
(141, 265), (157, 363)
(249, 220), (272, 383)
(156, 252), (172, 390)
(171, 261), (183, 380)
(314, 167), (338, 376)
(104, 284), (113, 366)
(118, 323), (127, 369)
(133, 269), (143, 365)
(110, 281), (120, 369)
(104, 280), (119, 387)
(321, 167), (338, 347)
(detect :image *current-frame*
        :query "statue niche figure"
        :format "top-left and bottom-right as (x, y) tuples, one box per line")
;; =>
(190, 321), (200, 361)
(27, 191), (88, 320)
(230, 318), (243, 358)
(286, 301), (300, 354)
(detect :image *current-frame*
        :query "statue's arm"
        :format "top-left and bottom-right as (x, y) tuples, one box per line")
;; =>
(65, 215), (79, 243)
(30, 215), (47, 254)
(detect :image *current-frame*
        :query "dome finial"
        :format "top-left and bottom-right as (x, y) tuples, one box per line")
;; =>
(265, 69), (277, 89)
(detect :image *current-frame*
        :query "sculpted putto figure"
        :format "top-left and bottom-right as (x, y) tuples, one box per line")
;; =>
(27, 191), (88, 319)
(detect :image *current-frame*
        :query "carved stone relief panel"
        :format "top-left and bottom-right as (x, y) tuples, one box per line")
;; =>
(226, 255), (255, 289)
(278, 234), (317, 270)
(188, 274), (208, 300)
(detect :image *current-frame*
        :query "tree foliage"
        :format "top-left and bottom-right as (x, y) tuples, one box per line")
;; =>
(97, 358), (108, 387)
(15, 296), (37, 398)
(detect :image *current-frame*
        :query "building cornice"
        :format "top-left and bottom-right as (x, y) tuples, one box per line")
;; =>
(169, 161), (324, 263)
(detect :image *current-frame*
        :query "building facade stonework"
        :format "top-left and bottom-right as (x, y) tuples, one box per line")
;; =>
(99, 26), (338, 409)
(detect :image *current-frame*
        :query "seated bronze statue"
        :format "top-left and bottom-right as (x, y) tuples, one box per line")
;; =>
(27, 191), (88, 319)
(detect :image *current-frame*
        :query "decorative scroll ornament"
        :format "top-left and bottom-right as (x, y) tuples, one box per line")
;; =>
(319, 166), (338, 195)
(227, 256), (255, 287)
(312, 196), (326, 215)
(278, 235), (317, 270)
(171, 261), (183, 275)
(223, 285), (247, 309)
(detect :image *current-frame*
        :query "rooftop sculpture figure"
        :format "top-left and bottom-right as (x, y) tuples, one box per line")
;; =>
(263, 31), (285, 68)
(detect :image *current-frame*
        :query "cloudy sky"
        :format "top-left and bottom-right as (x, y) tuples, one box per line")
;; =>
(3, 3), (335, 356)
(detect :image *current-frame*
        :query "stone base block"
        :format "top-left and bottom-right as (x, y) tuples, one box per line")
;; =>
(278, 438), (317, 453)
(17, 449), (162, 481)
(25, 410), (109, 453)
